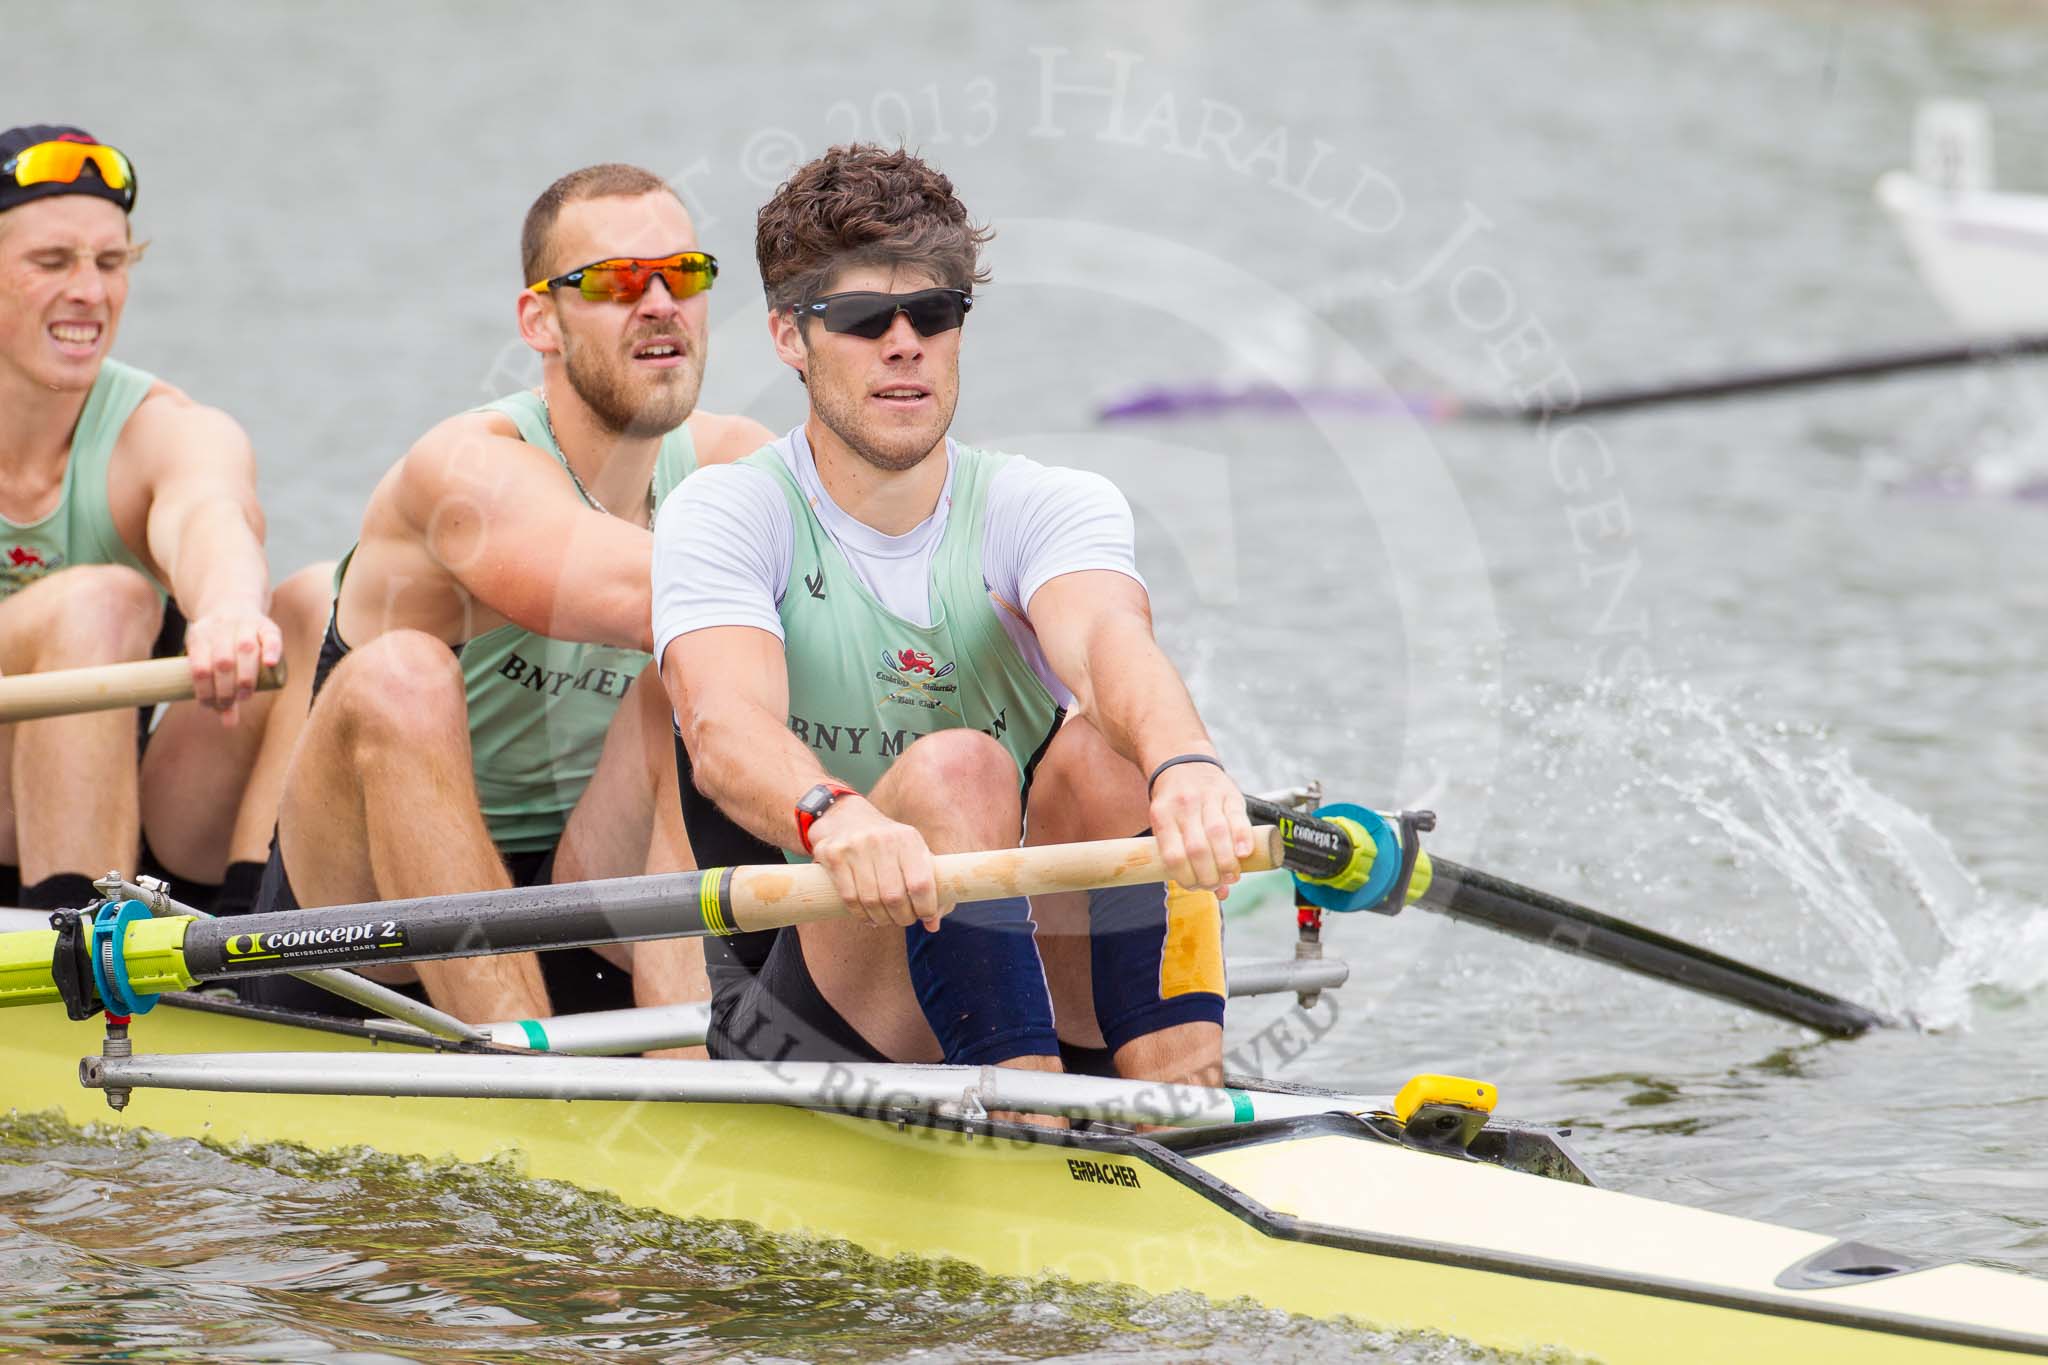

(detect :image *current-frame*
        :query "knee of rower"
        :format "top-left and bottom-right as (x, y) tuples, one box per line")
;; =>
(270, 563), (336, 649)
(328, 630), (467, 749)
(1028, 720), (1147, 841)
(36, 564), (163, 664)
(624, 661), (674, 728)
(895, 729), (1021, 833)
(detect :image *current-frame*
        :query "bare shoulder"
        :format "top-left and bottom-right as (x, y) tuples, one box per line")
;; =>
(354, 406), (566, 636)
(686, 409), (776, 467)
(117, 380), (254, 478)
(394, 406), (552, 505)
(404, 406), (525, 466)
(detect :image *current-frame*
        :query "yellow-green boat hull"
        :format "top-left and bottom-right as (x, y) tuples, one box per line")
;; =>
(9, 997), (2046, 1363)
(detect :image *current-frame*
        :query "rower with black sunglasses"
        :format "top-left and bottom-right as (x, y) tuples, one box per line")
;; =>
(0, 124), (333, 918)
(240, 163), (770, 1032)
(654, 145), (1252, 1092)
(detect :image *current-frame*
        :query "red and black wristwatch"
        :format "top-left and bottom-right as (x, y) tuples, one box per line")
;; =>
(795, 780), (859, 854)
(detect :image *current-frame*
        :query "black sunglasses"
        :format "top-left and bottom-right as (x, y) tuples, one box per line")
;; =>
(793, 287), (972, 339)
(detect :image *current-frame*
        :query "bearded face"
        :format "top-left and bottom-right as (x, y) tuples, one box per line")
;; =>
(526, 191), (710, 439)
(790, 264), (961, 475)
(559, 305), (704, 438)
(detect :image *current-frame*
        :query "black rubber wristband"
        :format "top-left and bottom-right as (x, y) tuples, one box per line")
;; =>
(1147, 753), (1226, 795)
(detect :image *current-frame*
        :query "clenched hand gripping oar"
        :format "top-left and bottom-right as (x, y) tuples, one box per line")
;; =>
(0, 656), (287, 723)
(1242, 796), (1896, 1038)
(0, 827), (1314, 1017)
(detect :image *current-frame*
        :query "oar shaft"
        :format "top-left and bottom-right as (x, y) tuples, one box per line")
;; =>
(1509, 331), (2048, 420)
(0, 657), (286, 723)
(1418, 857), (1895, 1037)
(170, 829), (1287, 983)
(421, 957), (1352, 1056)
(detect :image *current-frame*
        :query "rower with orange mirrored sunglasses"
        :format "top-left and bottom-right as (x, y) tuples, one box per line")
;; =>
(527, 251), (718, 303)
(0, 136), (137, 212)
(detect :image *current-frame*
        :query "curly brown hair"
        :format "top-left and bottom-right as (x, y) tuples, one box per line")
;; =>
(755, 145), (991, 313)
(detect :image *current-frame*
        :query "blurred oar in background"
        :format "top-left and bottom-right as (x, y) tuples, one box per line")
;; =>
(1102, 100), (2048, 428)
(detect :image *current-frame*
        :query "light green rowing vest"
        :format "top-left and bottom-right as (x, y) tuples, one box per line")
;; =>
(0, 358), (164, 600)
(458, 391), (696, 851)
(754, 442), (1063, 813)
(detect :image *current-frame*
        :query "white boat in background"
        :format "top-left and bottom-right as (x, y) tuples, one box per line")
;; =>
(1878, 100), (2048, 335)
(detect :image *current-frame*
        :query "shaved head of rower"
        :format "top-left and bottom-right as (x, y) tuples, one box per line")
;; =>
(238, 159), (770, 1031)
(517, 166), (708, 439)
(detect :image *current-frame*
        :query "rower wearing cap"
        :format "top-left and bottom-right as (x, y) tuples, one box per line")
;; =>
(0, 124), (331, 917)
(655, 145), (1248, 1087)
(245, 163), (771, 1027)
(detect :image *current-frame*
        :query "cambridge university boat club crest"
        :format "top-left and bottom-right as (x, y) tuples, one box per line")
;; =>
(0, 543), (63, 591)
(875, 647), (961, 718)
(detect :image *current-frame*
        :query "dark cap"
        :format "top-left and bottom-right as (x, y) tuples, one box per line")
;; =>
(0, 125), (136, 216)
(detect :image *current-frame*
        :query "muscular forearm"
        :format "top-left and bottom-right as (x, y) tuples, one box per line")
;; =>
(165, 500), (268, 619)
(1038, 579), (1251, 895)
(542, 516), (656, 651)
(447, 523), (654, 654)
(681, 697), (840, 852)
(1077, 613), (1219, 776)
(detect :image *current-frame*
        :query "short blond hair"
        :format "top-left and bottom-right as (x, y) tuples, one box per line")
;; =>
(520, 163), (680, 285)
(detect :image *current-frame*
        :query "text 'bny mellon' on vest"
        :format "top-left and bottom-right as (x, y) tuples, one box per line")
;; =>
(494, 651), (639, 700)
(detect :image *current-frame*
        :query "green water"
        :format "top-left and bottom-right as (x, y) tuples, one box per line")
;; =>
(0, 1115), (1560, 1363)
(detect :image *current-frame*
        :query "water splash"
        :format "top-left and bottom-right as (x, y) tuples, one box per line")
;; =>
(1505, 674), (2046, 1029)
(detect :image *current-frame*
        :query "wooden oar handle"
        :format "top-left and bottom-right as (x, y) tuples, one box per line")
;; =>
(0, 656), (287, 723)
(726, 825), (1286, 931)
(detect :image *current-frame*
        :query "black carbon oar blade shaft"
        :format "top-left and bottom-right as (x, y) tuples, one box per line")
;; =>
(1419, 857), (1896, 1037)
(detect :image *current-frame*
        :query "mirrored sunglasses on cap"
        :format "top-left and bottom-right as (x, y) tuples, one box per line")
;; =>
(793, 287), (972, 339)
(529, 251), (718, 303)
(2, 139), (136, 209)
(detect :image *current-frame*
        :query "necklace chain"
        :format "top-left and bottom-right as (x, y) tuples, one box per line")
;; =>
(539, 394), (656, 526)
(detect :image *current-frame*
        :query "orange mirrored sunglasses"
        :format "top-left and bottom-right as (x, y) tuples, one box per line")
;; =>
(2, 140), (136, 209)
(528, 252), (718, 303)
